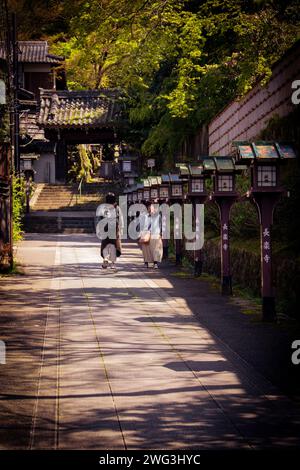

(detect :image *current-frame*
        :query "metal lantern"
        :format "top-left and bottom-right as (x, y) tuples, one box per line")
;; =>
(137, 183), (144, 202)
(202, 156), (247, 296)
(233, 140), (297, 321)
(159, 175), (170, 201)
(256, 165), (277, 187)
(177, 163), (207, 198)
(119, 153), (139, 186)
(177, 163), (207, 276)
(213, 157), (236, 194)
(169, 174), (183, 200)
(233, 140), (297, 192)
(191, 177), (204, 194)
(142, 178), (150, 202)
(190, 164), (206, 196)
(149, 176), (161, 201)
(172, 184), (182, 197)
(122, 160), (132, 173)
(168, 173), (184, 265)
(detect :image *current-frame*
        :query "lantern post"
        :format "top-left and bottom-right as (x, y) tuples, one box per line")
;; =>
(169, 173), (185, 266)
(234, 141), (297, 321)
(148, 176), (161, 203)
(124, 186), (135, 229)
(126, 188), (133, 207)
(132, 186), (138, 205)
(203, 157), (246, 295)
(142, 178), (151, 204)
(159, 175), (171, 259)
(122, 187), (130, 228)
(137, 183), (144, 204)
(178, 163), (208, 276)
(119, 152), (139, 187)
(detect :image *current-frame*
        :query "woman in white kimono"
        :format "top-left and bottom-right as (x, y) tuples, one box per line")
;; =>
(138, 202), (163, 269)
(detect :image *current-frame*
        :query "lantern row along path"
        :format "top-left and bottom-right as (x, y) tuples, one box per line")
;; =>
(0, 233), (299, 450)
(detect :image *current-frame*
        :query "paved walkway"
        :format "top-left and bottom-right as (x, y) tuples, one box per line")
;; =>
(0, 234), (299, 450)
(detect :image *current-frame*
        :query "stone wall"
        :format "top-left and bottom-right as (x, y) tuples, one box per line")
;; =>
(208, 40), (300, 156)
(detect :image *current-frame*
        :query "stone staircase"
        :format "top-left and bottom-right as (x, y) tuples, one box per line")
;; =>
(24, 182), (120, 233)
(31, 182), (117, 212)
(24, 213), (96, 234)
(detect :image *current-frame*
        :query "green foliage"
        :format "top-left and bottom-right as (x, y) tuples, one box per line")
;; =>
(230, 174), (260, 239)
(204, 174), (260, 240)
(12, 176), (25, 242)
(68, 144), (95, 182)
(10, 0), (300, 164)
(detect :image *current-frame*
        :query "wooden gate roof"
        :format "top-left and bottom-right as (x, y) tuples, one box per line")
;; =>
(38, 89), (123, 129)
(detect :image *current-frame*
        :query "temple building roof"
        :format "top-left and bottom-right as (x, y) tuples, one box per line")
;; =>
(0, 41), (64, 64)
(19, 106), (55, 154)
(37, 89), (123, 129)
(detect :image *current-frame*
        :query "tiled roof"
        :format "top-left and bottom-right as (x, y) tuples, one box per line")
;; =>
(0, 41), (63, 64)
(20, 108), (55, 153)
(38, 89), (123, 128)
(20, 110), (46, 141)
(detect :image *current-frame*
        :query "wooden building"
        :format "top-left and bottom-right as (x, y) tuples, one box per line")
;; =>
(0, 41), (66, 98)
(0, 53), (11, 268)
(0, 41), (66, 183)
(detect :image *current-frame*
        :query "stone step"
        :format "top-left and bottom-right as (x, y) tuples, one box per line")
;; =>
(24, 215), (96, 234)
(27, 183), (121, 232)
(31, 182), (118, 212)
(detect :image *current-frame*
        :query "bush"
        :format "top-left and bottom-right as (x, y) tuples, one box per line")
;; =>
(12, 176), (26, 242)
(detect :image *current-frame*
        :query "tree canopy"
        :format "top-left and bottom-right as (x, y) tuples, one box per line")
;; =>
(9, 0), (300, 163)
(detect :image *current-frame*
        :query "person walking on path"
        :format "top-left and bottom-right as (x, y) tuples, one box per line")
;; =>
(99, 193), (123, 270)
(138, 202), (163, 269)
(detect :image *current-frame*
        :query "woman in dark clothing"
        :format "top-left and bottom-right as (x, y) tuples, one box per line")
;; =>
(100, 193), (123, 269)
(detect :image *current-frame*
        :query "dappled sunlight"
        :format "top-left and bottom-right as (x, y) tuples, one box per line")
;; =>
(0, 234), (299, 449)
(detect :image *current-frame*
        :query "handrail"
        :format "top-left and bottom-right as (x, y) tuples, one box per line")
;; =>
(78, 177), (83, 198)
(75, 177), (84, 204)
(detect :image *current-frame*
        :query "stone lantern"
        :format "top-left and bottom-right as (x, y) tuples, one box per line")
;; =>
(203, 156), (246, 295)
(233, 140), (297, 321)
